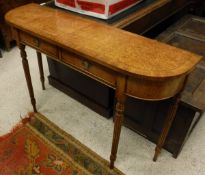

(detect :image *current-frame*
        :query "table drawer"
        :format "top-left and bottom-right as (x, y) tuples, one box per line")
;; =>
(19, 32), (58, 58)
(61, 50), (116, 87)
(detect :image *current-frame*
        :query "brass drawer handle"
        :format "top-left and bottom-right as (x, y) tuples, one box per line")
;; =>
(33, 38), (40, 47)
(82, 60), (90, 70)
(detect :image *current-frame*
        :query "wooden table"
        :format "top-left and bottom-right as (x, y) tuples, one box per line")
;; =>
(5, 3), (201, 168)
(46, 0), (197, 119)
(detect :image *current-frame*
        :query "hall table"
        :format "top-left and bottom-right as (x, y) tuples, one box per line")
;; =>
(5, 3), (201, 168)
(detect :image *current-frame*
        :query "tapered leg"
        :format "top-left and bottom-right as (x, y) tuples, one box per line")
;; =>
(36, 51), (45, 90)
(153, 76), (188, 161)
(110, 76), (126, 169)
(19, 44), (37, 112)
(153, 95), (180, 161)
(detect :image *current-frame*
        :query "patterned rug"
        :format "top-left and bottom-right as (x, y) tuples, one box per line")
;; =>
(0, 113), (125, 175)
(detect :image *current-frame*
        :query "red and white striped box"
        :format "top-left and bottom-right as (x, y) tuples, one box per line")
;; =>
(55, 0), (143, 19)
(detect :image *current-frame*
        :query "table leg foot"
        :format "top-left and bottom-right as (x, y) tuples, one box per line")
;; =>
(110, 155), (115, 169)
(153, 147), (160, 162)
(19, 44), (37, 113)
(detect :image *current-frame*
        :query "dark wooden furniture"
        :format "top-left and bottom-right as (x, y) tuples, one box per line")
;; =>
(0, 0), (50, 50)
(6, 4), (200, 167)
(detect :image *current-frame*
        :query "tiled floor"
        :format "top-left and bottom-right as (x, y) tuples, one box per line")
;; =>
(0, 47), (205, 175)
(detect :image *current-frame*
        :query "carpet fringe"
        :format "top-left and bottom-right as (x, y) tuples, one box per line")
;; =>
(0, 112), (35, 142)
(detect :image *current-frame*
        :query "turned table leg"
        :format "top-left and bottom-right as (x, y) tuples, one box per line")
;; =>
(110, 76), (126, 169)
(153, 76), (188, 161)
(36, 51), (45, 90)
(19, 44), (37, 112)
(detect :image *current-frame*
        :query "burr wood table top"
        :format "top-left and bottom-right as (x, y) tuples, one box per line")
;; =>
(5, 3), (201, 100)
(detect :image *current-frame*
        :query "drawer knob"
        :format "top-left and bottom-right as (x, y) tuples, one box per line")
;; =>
(82, 60), (90, 70)
(33, 38), (40, 47)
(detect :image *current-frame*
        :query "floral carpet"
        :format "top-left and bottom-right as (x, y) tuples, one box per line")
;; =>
(0, 113), (125, 175)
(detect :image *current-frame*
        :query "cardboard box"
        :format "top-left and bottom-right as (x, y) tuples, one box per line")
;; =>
(55, 0), (143, 19)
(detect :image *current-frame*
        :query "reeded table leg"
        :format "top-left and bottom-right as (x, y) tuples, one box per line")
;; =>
(153, 76), (188, 161)
(19, 44), (37, 112)
(37, 51), (45, 90)
(110, 76), (126, 169)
